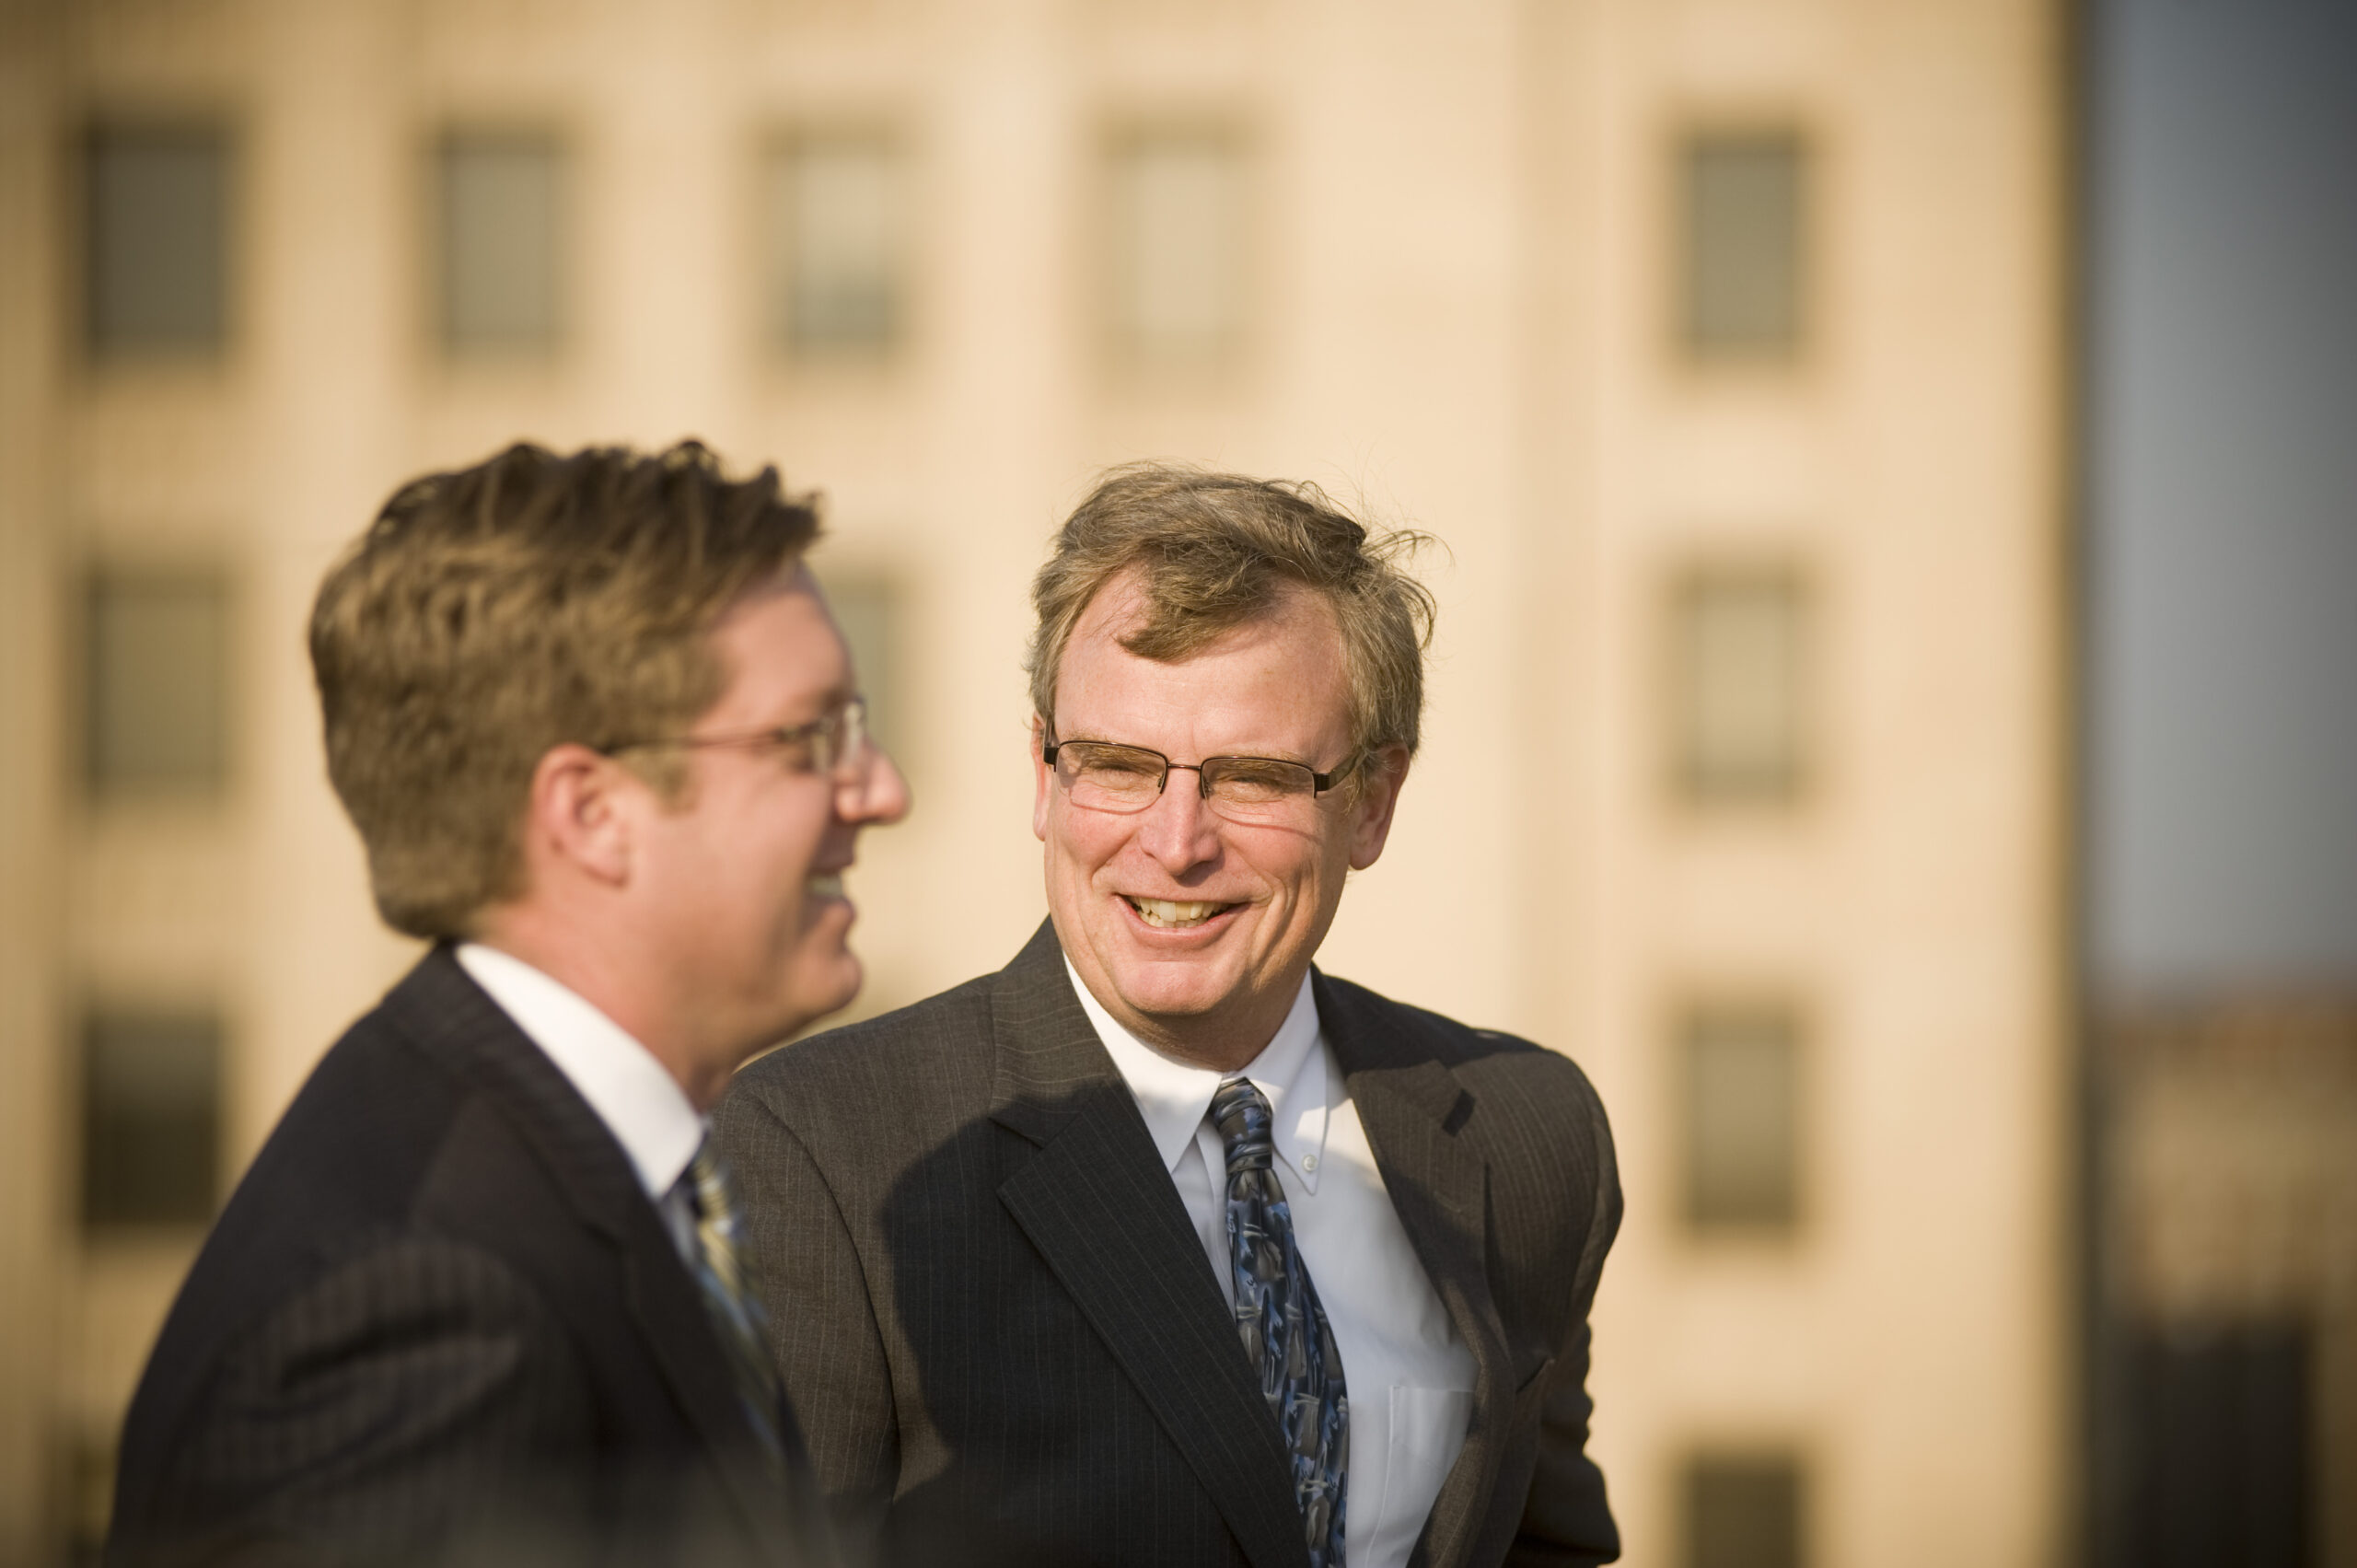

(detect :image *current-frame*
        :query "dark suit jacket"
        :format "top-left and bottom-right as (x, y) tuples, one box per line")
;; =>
(108, 947), (828, 1568)
(714, 921), (1620, 1568)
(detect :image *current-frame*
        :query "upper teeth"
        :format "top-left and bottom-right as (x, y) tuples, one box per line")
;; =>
(808, 875), (844, 900)
(1131, 898), (1224, 928)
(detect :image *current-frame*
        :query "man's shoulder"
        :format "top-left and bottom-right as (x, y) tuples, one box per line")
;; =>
(179, 947), (652, 1333)
(1317, 970), (1609, 1122)
(1317, 970), (1557, 1065)
(726, 969), (1000, 1123)
(165, 958), (541, 1309)
(229, 970), (474, 1225)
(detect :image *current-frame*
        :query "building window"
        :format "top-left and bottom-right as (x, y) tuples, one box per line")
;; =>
(437, 131), (565, 355)
(1668, 564), (1810, 807)
(822, 575), (904, 761)
(84, 568), (229, 801)
(1684, 1451), (1805, 1568)
(81, 1009), (222, 1231)
(767, 134), (906, 357)
(83, 122), (231, 359)
(2125, 1321), (2309, 1566)
(1679, 131), (1808, 363)
(1106, 129), (1247, 369)
(1679, 1002), (1801, 1235)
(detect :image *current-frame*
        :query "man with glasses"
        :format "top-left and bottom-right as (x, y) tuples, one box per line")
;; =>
(109, 442), (905, 1567)
(717, 464), (1621, 1568)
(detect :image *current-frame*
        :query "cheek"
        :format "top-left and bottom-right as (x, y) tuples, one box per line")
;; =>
(1271, 838), (1351, 912)
(757, 804), (830, 902)
(1043, 805), (1120, 872)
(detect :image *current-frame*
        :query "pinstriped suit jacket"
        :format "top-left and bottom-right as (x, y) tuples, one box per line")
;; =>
(714, 921), (1620, 1568)
(107, 947), (830, 1568)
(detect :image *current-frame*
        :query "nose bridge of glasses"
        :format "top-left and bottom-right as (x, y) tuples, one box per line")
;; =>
(1162, 757), (1214, 799)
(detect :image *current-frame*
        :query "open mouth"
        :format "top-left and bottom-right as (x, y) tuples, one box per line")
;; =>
(807, 874), (845, 900)
(1123, 895), (1235, 931)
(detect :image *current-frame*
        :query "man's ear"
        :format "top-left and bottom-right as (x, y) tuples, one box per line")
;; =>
(1030, 715), (1052, 843)
(528, 743), (637, 887)
(1346, 744), (1412, 871)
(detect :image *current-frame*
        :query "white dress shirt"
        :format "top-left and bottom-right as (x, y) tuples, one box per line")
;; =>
(456, 943), (707, 1261)
(1071, 961), (1478, 1568)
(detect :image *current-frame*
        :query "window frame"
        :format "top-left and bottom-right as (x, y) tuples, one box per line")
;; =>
(75, 114), (239, 366)
(761, 123), (914, 364)
(1097, 116), (1258, 380)
(429, 122), (573, 361)
(1663, 556), (1817, 812)
(76, 1004), (226, 1235)
(77, 560), (236, 807)
(1664, 117), (1822, 375)
(1670, 992), (1812, 1243)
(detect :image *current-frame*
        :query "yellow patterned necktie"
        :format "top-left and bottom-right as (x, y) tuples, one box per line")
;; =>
(685, 1138), (787, 1467)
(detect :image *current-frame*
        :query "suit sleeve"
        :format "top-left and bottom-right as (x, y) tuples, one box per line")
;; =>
(1506, 1062), (1625, 1568)
(112, 1236), (598, 1568)
(712, 1086), (899, 1566)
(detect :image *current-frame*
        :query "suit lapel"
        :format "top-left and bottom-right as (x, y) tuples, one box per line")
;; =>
(1316, 973), (1511, 1568)
(987, 923), (1311, 1568)
(389, 948), (795, 1546)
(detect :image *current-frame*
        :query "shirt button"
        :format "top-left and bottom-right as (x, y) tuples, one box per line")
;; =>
(1301, 1154), (1318, 1173)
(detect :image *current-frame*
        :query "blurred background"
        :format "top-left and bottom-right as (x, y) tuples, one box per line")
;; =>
(1, 0), (2350, 1564)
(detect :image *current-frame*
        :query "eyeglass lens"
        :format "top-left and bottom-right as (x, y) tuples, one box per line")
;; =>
(819, 699), (870, 780)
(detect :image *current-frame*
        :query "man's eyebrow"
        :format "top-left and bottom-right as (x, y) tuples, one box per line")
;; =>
(760, 684), (857, 728)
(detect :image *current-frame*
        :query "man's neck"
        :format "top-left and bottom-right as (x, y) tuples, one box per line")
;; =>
(467, 914), (724, 1110)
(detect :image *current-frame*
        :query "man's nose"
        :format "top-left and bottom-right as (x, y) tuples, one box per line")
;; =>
(1136, 767), (1221, 872)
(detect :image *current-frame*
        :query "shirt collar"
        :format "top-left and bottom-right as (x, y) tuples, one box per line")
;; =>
(456, 942), (707, 1201)
(1066, 958), (1332, 1187)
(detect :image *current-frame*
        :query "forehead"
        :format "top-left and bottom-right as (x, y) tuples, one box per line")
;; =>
(703, 568), (851, 720)
(1056, 575), (1351, 751)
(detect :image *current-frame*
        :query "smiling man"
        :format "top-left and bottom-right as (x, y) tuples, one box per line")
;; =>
(109, 442), (906, 1568)
(716, 465), (1622, 1568)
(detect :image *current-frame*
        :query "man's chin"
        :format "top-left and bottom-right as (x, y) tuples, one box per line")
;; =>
(1103, 970), (1243, 1031)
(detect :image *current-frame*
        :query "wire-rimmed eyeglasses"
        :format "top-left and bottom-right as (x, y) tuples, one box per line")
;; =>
(603, 696), (873, 785)
(1043, 729), (1354, 823)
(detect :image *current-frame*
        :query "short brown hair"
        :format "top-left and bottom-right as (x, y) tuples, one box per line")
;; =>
(1026, 464), (1436, 768)
(310, 441), (820, 939)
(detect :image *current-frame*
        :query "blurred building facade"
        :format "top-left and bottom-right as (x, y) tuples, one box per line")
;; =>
(2077, 3), (2357, 1562)
(2092, 1002), (2357, 1568)
(0, 1), (2068, 1563)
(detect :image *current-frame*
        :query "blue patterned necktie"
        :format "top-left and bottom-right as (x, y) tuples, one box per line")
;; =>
(682, 1138), (788, 1469)
(1211, 1077), (1349, 1567)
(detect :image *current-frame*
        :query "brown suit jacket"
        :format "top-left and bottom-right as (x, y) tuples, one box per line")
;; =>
(716, 921), (1620, 1568)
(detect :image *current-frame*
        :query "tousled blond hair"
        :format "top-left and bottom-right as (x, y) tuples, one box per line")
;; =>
(1026, 464), (1436, 774)
(310, 441), (819, 939)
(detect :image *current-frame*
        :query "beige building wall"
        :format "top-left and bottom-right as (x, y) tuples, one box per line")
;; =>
(0, 1), (2066, 1563)
(1543, 6), (2071, 1565)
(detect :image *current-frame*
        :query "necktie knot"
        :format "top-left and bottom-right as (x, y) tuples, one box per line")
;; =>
(687, 1141), (749, 1297)
(1211, 1076), (1277, 1172)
